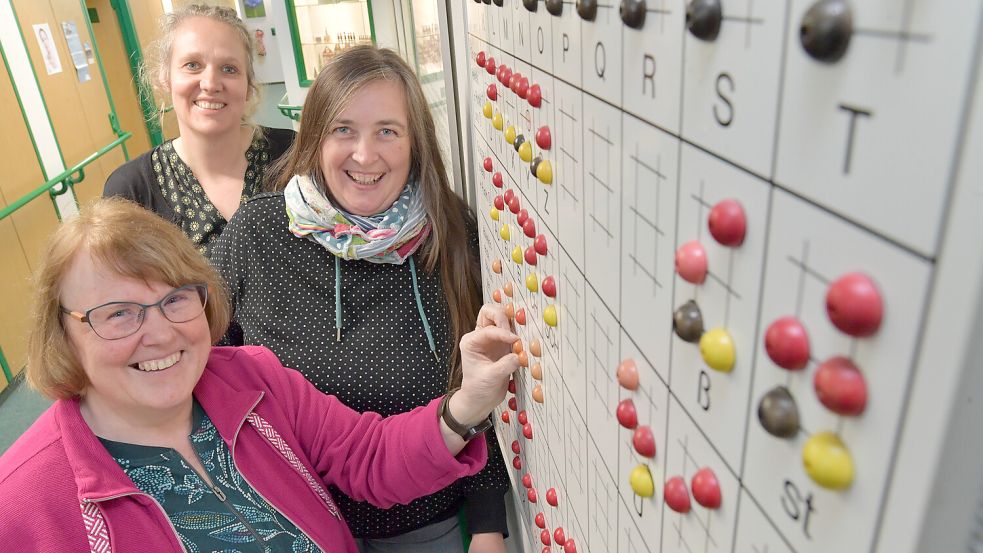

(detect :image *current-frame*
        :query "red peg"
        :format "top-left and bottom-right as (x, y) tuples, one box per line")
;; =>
(503, 188), (515, 203)
(540, 529), (551, 546)
(616, 398), (638, 429)
(508, 397), (517, 411)
(691, 467), (722, 509)
(509, 72), (521, 92)
(616, 358), (639, 390)
(536, 126), (552, 150)
(508, 195), (521, 214)
(527, 487), (538, 503)
(518, 410), (528, 425)
(516, 308), (527, 325)
(523, 218), (537, 238)
(826, 273), (883, 337)
(492, 171), (504, 188)
(534, 512), (546, 529)
(501, 411), (511, 424)
(512, 455), (522, 470)
(485, 57), (496, 75)
(476, 51), (486, 67)
(483, 157), (493, 172)
(493, 195), (505, 210)
(528, 84), (542, 107)
(523, 422), (533, 439)
(563, 539), (577, 553)
(546, 487), (558, 506)
(508, 378), (516, 393)
(542, 549), (550, 553)
(814, 356), (868, 416)
(524, 247), (538, 266)
(708, 199), (747, 247)
(517, 76), (530, 99)
(486, 83), (498, 101)
(517, 209), (529, 226)
(675, 240), (708, 284)
(542, 275), (557, 298)
(632, 426), (656, 458)
(765, 317), (810, 370)
(664, 476), (691, 513)
(534, 234), (548, 255)
(498, 65), (512, 86)
(522, 473), (533, 488)
(511, 440), (521, 454)
(553, 527), (566, 546)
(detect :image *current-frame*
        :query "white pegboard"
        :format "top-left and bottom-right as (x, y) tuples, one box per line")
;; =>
(460, 1), (983, 552)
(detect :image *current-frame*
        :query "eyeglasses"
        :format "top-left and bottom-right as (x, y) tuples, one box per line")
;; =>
(61, 284), (209, 340)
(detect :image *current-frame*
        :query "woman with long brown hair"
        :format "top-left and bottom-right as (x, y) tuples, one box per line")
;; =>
(212, 46), (509, 552)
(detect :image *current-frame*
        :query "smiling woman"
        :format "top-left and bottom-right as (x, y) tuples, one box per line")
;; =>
(213, 46), (511, 553)
(0, 197), (520, 552)
(102, 4), (295, 256)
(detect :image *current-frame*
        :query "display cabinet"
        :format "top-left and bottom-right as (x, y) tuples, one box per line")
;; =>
(285, 0), (375, 86)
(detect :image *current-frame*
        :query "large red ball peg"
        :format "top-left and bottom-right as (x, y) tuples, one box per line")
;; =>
(664, 476), (691, 513)
(486, 83), (498, 101)
(707, 199), (747, 247)
(826, 273), (883, 337)
(476, 51), (486, 67)
(485, 57), (496, 75)
(528, 84), (542, 107)
(691, 467), (722, 509)
(492, 171), (504, 188)
(675, 241), (708, 284)
(814, 356), (867, 416)
(764, 316), (810, 370)
(536, 126), (552, 150)
(616, 398), (638, 429)
(483, 157), (493, 172)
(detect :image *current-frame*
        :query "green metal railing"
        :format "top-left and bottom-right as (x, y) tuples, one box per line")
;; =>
(0, 132), (132, 385)
(0, 133), (131, 223)
(277, 92), (302, 121)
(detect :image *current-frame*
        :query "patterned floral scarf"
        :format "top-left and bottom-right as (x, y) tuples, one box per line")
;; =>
(283, 174), (431, 264)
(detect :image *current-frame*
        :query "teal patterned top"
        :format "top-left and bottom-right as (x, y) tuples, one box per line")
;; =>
(99, 402), (322, 553)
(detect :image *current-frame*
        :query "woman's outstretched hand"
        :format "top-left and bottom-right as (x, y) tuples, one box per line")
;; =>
(445, 305), (519, 438)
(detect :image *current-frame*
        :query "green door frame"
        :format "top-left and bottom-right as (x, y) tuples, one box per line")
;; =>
(108, 0), (163, 146)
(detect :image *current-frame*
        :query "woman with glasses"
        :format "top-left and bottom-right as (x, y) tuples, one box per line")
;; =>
(0, 197), (518, 552)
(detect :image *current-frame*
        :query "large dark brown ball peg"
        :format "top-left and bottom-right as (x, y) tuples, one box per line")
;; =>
(494, 0), (505, 6)
(673, 300), (705, 343)
(523, 0), (538, 12)
(482, 0), (492, 4)
(758, 386), (801, 439)
(620, 0), (646, 29)
(546, 0), (563, 16)
(800, 0), (852, 63)
(577, 0), (598, 21)
(686, 0), (722, 41)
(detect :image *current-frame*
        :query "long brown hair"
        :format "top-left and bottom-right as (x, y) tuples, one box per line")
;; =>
(269, 46), (479, 388)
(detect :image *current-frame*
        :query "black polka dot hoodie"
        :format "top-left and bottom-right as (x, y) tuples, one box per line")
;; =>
(211, 192), (509, 539)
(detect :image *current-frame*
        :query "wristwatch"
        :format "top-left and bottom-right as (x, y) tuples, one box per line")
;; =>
(438, 390), (493, 442)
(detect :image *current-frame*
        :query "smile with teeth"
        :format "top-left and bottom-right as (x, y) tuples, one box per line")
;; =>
(131, 352), (182, 372)
(346, 171), (385, 185)
(194, 100), (226, 110)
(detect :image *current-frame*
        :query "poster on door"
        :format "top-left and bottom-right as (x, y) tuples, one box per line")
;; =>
(32, 23), (62, 75)
(61, 21), (91, 83)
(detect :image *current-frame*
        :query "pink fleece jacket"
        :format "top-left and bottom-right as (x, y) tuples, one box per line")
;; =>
(0, 346), (487, 552)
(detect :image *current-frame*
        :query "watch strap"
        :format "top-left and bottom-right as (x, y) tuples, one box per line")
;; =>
(438, 390), (493, 442)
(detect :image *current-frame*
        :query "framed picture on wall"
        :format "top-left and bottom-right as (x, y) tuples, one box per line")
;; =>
(244, 0), (266, 18)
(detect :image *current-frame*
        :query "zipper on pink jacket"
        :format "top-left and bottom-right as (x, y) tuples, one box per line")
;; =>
(230, 393), (331, 551)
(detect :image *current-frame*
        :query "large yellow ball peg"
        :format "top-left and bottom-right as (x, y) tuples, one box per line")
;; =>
(489, 207), (500, 221)
(511, 246), (523, 264)
(802, 432), (854, 490)
(493, 111), (504, 131)
(536, 159), (553, 185)
(699, 327), (735, 372)
(629, 464), (655, 498)
(544, 304), (558, 327)
(499, 224), (511, 241)
(505, 125), (517, 145)
(526, 273), (539, 293)
(518, 141), (533, 162)
(483, 101), (493, 119)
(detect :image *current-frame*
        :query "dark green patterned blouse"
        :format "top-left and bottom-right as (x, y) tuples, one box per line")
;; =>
(152, 137), (272, 257)
(99, 402), (322, 553)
